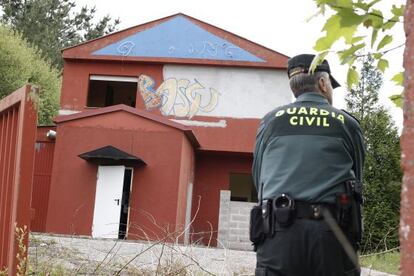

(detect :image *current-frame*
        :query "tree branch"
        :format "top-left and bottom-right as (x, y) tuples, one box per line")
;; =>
(350, 43), (405, 58)
(326, 3), (403, 24)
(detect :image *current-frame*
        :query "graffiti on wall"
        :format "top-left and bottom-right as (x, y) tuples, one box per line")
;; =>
(116, 40), (240, 59)
(138, 75), (219, 118)
(117, 41), (135, 56)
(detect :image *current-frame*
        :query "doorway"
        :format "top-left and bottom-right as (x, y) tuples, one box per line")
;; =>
(92, 166), (134, 239)
(119, 168), (133, 239)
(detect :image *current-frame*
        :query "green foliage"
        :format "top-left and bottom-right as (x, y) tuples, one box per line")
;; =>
(312, 0), (405, 102)
(361, 109), (401, 252)
(392, 72), (404, 86)
(389, 93), (403, 108)
(389, 72), (404, 107)
(0, 0), (120, 69)
(346, 55), (381, 118)
(347, 66), (360, 88)
(346, 56), (402, 253)
(376, 35), (393, 51)
(0, 25), (60, 124)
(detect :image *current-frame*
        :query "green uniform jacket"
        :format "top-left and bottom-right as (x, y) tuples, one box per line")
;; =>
(252, 92), (365, 203)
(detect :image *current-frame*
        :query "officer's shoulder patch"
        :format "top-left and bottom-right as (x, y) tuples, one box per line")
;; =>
(341, 109), (361, 125)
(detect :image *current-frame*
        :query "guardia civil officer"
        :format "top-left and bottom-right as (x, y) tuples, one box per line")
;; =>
(251, 54), (365, 276)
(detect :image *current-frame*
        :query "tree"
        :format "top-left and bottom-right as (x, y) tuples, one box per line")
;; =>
(346, 55), (382, 121)
(0, 25), (60, 124)
(361, 110), (401, 252)
(346, 56), (402, 252)
(0, 0), (120, 69)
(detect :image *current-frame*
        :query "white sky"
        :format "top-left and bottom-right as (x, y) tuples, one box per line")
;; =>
(76, 0), (405, 128)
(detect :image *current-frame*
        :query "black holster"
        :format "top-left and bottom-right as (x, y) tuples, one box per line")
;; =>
(350, 180), (363, 245)
(249, 205), (264, 251)
(273, 193), (295, 227)
(337, 180), (363, 247)
(249, 200), (273, 251)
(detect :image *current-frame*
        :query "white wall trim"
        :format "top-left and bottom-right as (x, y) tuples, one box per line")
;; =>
(59, 109), (81, 115)
(172, 119), (227, 128)
(90, 75), (138, 83)
(184, 182), (193, 245)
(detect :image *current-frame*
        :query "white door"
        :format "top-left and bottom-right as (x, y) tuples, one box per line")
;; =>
(92, 165), (125, 238)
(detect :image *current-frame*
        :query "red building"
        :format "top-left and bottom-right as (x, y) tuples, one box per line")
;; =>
(32, 13), (290, 246)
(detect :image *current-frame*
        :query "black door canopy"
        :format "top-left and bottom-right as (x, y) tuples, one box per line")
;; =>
(79, 145), (146, 166)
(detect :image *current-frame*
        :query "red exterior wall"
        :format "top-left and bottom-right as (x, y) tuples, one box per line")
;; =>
(31, 126), (56, 232)
(45, 111), (194, 241)
(191, 153), (253, 246)
(60, 60), (163, 112)
(174, 137), (195, 242)
(190, 116), (260, 153)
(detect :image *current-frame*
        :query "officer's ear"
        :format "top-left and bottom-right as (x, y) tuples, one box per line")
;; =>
(317, 74), (333, 104)
(318, 76), (328, 93)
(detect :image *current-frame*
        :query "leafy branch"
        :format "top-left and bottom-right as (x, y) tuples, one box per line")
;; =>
(311, 0), (405, 107)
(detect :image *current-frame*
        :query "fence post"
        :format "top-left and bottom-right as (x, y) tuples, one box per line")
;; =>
(0, 85), (38, 275)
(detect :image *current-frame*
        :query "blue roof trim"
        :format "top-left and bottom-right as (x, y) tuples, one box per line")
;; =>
(92, 16), (265, 62)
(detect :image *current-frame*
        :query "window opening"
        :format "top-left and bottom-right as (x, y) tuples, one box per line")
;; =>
(229, 173), (258, 202)
(87, 79), (137, 108)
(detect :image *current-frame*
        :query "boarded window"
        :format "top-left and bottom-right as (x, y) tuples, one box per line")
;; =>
(229, 173), (258, 202)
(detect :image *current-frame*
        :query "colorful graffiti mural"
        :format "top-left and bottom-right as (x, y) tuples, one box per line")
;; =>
(138, 75), (219, 118)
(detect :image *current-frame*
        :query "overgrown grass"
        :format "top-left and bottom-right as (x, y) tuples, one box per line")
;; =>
(29, 234), (402, 275)
(26, 198), (226, 275)
(360, 251), (400, 275)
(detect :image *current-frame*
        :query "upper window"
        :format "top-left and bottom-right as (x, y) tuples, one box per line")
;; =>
(87, 75), (137, 108)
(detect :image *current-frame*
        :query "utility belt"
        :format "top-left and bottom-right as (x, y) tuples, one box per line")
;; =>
(249, 181), (362, 251)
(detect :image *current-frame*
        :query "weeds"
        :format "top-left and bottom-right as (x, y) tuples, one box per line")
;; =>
(360, 250), (400, 274)
(26, 197), (247, 275)
(16, 225), (28, 276)
(28, 233), (223, 275)
(0, 225), (29, 276)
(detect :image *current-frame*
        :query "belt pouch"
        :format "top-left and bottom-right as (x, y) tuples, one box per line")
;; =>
(249, 205), (265, 247)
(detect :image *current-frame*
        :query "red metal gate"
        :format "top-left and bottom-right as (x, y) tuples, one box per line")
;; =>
(31, 127), (56, 232)
(0, 85), (38, 275)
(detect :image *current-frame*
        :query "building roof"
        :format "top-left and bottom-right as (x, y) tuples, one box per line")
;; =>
(54, 104), (200, 148)
(63, 13), (289, 69)
(79, 145), (146, 166)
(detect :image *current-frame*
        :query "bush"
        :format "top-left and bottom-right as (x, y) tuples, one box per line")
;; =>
(0, 25), (60, 125)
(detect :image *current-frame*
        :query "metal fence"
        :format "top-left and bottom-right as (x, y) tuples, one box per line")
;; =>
(31, 129), (55, 232)
(0, 85), (38, 275)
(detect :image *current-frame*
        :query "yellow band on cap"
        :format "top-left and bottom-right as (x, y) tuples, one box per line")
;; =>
(288, 67), (307, 78)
